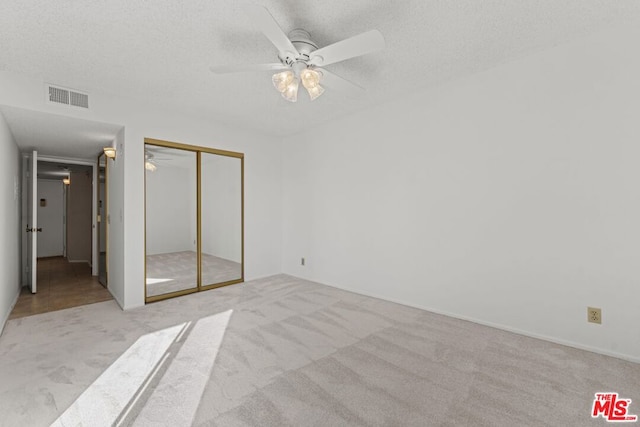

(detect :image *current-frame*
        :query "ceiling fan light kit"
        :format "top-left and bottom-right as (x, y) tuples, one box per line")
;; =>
(210, 4), (385, 103)
(273, 64), (324, 102)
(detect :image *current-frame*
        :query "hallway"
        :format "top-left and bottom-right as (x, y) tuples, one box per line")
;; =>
(9, 257), (112, 319)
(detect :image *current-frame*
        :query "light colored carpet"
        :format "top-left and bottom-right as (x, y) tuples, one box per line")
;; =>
(0, 275), (638, 426)
(146, 251), (241, 297)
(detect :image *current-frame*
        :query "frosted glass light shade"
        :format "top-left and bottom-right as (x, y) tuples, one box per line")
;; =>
(300, 69), (320, 89)
(281, 78), (299, 102)
(306, 84), (325, 101)
(272, 71), (294, 93)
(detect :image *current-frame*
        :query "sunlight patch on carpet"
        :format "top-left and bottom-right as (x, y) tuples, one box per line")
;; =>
(50, 310), (232, 427)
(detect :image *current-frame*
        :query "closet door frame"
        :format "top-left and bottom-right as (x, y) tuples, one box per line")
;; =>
(144, 137), (244, 303)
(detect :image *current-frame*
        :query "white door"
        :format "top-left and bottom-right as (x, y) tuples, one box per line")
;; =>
(26, 151), (39, 293)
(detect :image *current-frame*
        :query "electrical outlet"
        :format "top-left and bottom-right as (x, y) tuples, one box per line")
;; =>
(587, 307), (601, 324)
(301, 257), (305, 266)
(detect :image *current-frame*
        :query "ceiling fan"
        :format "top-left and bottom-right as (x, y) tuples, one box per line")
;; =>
(210, 4), (385, 102)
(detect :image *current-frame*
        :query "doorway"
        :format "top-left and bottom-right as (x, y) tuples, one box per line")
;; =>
(9, 257), (112, 319)
(35, 160), (94, 265)
(12, 154), (112, 318)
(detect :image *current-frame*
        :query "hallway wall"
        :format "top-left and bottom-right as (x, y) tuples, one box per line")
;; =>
(0, 111), (22, 333)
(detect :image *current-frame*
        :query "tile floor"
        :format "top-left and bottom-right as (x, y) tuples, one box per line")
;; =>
(8, 256), (113, 319)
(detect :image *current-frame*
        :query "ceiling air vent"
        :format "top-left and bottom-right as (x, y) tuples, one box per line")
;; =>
(69, 91), (89, 108)
(46, 84), (89, 109)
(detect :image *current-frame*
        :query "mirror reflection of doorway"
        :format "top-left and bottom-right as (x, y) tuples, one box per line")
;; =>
(97, 154), (108, 287)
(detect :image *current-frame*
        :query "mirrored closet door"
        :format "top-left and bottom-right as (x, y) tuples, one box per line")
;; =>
(144, 139), (243, 302)
(200, 152), (243, 289)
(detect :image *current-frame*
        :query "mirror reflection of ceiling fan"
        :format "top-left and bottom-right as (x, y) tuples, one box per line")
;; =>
(144, 148), (172, 172)
(145, 152), (158, 171)
(210, 4), (385, 102)
(145, 146), (194, 171)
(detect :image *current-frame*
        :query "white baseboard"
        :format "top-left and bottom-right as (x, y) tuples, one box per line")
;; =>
(288, 275), (640, 365)
(108, 288), (125, 310)
(244, 272), (287, 283)
(0, 286), (21, 336)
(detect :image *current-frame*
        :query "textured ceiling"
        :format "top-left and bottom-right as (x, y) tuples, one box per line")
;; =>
(0, 106), (123, 159)
(1, 1), (639, 137)
(37, 161), (92, 181)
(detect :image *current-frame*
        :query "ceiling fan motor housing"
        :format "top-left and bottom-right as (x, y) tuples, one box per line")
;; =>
(281, 29), (319, 65)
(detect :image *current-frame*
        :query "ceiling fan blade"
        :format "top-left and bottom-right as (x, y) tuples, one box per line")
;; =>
(309, 30), (385, 67)
(318, 69), (365, 98)
(210, 63), (288, 74)
(244, 4), (298, 58)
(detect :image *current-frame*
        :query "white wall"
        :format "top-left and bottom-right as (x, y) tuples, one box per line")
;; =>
(107, 128), (125, 308)
(36, 179), (64, 258)
(145, 162), (196, 255)
(0, 68), (284, 310)
(121, 120), (281, 309)
(201, 153), (242, 262)
(0, 112), (22, 333)
(282, 24), (640, 362)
